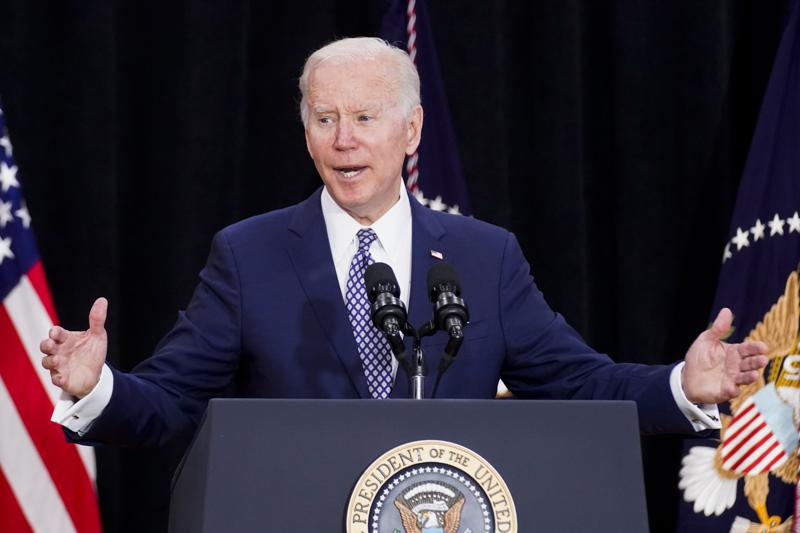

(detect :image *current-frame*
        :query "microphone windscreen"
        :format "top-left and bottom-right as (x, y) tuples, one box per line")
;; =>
(364, 262), (400, 302)
(426, 262), (461, 299)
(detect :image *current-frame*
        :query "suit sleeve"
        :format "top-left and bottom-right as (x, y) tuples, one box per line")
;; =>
(497, 232), (695, 435)
(68, 230), (243, 447)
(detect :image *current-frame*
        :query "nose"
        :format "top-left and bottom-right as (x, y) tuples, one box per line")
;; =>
(333, 120), (357, 150)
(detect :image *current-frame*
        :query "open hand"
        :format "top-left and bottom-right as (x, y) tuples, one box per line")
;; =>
(682, 307), (768, 404)
(40, 297), (109, 398)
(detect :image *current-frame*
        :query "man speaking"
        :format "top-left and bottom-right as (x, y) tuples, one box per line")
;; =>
(40, 37), (767, 446)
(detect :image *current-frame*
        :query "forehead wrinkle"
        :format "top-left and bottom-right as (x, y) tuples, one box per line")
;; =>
(345, 102), (385, 114)
(307, 59), (401, 108)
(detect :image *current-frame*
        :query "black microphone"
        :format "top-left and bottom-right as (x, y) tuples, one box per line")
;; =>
(365, 262), (407, 337)
(426, 262), (469, 338)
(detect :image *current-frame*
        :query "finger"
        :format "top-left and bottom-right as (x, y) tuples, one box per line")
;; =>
(737, 340), (769, 357)
(709, 307), (733, 340)
(88, 297), (108, 334)
(40, 338), (57, 355)
(735, 370), (760, 386)
(49, 326), (68, 343)
(41, 355), (57, 371)
(740, 354), (768, 371)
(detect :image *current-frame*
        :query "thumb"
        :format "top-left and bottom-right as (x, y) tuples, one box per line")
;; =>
(709, 307), (733, 340)
(88, 297), (108, 334)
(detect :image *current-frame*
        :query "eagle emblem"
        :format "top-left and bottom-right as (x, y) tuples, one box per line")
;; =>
(679, 270), (800, 531)
(346, 440), (515, 533)
(393, 481), (465, 533)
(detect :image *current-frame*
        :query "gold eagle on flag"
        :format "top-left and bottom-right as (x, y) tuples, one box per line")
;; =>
(680, 270), (800, 532)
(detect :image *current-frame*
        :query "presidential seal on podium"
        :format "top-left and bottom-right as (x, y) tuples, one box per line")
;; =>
(346, 440), (517, 533)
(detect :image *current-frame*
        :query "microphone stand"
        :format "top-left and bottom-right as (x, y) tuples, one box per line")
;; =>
(386, 320), (465, 400)
(404, 321), (438, 400)
(410, 342), (426, 400)
(386, 322), (436, 400)
(385, 323), (427, 400)
(406, 325), (429, 400)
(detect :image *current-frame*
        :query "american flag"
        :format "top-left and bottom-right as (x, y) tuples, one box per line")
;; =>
(0, 105), (102, 532)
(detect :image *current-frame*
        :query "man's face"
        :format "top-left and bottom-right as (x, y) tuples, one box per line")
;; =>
(304, 57), (422, 224)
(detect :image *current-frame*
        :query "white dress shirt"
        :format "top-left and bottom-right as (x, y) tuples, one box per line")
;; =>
(321, 180), (412, 313)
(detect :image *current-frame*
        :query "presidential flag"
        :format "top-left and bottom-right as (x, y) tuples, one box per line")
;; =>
(676, 1), (800, 530)
(380, 0), (471, 216)
(0, 105), (102, 532)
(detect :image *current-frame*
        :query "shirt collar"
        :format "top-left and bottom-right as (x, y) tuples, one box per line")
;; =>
(321, 180), (411, 265)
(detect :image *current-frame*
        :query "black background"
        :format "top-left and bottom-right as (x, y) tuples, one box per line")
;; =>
(0, 1), (788, 531)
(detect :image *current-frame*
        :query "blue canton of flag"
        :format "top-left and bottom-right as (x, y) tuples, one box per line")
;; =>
(380, 0), (471, 216)
(677, 1), (800, 531)
(0, 109), (35, 288)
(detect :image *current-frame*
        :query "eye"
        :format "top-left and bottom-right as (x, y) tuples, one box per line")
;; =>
(318, 116), (333, 125)
(358, 115), (373, 122)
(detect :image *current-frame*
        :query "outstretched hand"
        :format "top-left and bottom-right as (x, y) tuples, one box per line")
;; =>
(682, 307), (768, 404)
(40, 297), (109, 399)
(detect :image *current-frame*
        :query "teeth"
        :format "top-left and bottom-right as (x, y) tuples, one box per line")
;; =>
(341, 169), (360, 178)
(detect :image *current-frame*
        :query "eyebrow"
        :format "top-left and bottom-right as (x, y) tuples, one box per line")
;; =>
(310, 103), (384, 116)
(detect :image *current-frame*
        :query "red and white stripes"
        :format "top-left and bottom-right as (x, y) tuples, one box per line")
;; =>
(720, 400), (788, 475)
(0, 261), (101, 533)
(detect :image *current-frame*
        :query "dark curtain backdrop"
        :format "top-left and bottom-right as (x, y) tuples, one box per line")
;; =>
(0, 1), (787, 531)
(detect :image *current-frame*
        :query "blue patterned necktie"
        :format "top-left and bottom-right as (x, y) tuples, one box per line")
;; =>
(346, 228), (393, 398)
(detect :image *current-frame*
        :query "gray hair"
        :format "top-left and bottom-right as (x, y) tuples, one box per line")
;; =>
(298, 37), (420, 126)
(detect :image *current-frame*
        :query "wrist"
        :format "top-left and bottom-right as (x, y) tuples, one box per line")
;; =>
(680, 364), (701, 404)
(75, 372), (103, 399)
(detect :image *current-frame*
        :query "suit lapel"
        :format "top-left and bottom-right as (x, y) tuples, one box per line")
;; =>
(391, 196), (447, 398)
(286, 190), (371, 399)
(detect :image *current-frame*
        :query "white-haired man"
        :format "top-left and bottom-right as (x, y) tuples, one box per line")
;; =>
(41, 38), (767, 446)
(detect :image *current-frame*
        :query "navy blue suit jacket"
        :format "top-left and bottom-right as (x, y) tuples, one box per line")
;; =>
(77, 189), (693, 446)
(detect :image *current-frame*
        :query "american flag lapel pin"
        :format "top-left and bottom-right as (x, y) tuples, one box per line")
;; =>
(430, 250), (443, 260)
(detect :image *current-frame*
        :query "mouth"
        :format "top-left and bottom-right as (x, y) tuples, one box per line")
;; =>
(333, 166), (367, 179)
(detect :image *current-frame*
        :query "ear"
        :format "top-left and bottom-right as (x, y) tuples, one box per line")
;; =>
(405, 105), (424, 156)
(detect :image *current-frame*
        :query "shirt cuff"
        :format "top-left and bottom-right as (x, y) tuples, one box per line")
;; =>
(51, 364), (114, 435)
(669, 361), (721, 431)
